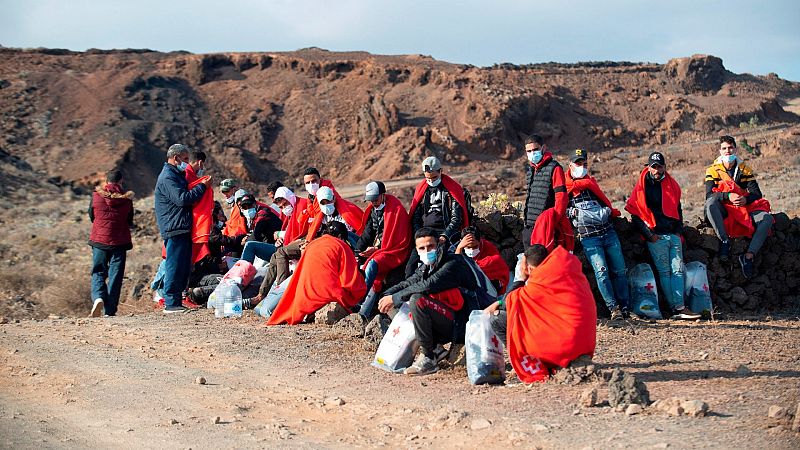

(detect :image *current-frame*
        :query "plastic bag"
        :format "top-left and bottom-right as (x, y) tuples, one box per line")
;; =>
(465, 310), (505, 385)
(684, 261), (713, 317)
(372, 303), (419, 373)
(628, 263), (663, 319)
(221, 260), (257, 288)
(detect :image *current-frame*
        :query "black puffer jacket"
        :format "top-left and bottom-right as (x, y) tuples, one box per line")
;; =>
(385, 247), (477, 307)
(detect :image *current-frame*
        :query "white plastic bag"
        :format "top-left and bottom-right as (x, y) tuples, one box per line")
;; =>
(684, 261), (713, 316)
(372, 303), (418, 373)
(628, 263), (663, 319)
(465, 310), (505, 385)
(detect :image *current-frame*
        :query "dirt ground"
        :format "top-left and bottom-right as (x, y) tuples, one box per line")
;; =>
(0, 311), (798, 449)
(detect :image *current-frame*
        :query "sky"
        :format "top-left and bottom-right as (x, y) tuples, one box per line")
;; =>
(2, 0), (799, 81)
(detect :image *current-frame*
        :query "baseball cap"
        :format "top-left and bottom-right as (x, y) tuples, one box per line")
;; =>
(422, 156), (441, 173)
(219, 178), (238, 192)
(364, 181), (386, 201)
(238, 194), (256, 208)
(233, 188), (248, 203)
(648, 152), (666, 167)
(316, 186), (335, 202)
(273, 186), (293, 201)
(571, 148), (588, 163)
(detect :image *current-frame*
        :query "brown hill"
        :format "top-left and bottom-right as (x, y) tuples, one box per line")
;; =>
(1, 47), (799, 198)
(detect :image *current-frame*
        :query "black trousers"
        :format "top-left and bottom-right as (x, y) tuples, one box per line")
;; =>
(409, 294), (455, 359)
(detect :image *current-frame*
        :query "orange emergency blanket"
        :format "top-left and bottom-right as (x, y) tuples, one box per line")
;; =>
(712, 179), (771, 239)
(506, 246), (597, 383)
(357, 195), (411, 290)
(267, 235), (367, 325)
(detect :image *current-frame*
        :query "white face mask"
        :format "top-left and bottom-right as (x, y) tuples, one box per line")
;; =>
(570, 165), (588, 179)
(281, 205), (294, 216)
(225, 196), (235, 206)
(426, 177), (441, 188)
(243, 208), (257, 220)
(305, 183), (320, 195)
(418, 249), (437, 266)
(464, 247), (480, 258)
(721, 154), (736, 164)
(374, 202), (385, 211)
(320, 203), (336, 216)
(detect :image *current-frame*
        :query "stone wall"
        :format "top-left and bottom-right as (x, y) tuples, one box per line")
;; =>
(475, 210), (800, 315)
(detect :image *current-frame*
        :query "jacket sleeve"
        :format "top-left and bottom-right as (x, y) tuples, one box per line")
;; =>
(253, 215), (281, 244)
(552, 165), (568, 217)
(355, 213), (376, 253)
(743, 178), (763, 204)
(385, 269), (423, 301)
(442, 194), (464, 242)
(165, 173), (206, 207)
(390, 256), (476, 306)
(127, 200), (134, 227)
(411, 192), (425, 233)
(704, 180), (727, 201)
(631, 214), (654, 240)
(88, 195), (95, 223)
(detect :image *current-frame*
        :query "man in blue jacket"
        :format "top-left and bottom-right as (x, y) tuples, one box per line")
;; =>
(154, 144), (210, 313)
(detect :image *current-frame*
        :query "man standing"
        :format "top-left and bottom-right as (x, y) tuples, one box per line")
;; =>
(154, 143), (210, 313)
(625, 152), (700, 320)
(565, 149), (630, 320)
(704, 135), (773, 278)
(522, 135), (568, 249)
(88, 170), (134, 317)
(406, 156), (470, 276)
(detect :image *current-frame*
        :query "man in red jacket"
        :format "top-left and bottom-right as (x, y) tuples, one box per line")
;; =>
(88, 170), (134, 317)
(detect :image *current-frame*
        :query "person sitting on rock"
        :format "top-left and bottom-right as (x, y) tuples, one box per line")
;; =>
(377, 227), (478, 376)
(355, 181), (411, 320)
(565, 148), (630, 321)
(521, 134), (568, 250)
(485, 244), (597, 383)
(266, 221), (367, 324)
(704, 135), (773, 278)
(454, 226), (510, 295)
(406, 156), (470, 277)
(625, 152), (701, 320)
(238, 193), (284, 264)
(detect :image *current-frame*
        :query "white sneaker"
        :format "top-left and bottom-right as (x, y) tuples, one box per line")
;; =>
(90, 299), (104, 318)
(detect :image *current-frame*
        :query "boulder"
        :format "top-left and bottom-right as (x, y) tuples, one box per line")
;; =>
(608, 369), (650, 407)
(314, 303), (350, 326)
(665, 55), (727, 92)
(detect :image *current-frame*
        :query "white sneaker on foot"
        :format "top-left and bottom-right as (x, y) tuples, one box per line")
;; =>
(90, 298), (104, 318)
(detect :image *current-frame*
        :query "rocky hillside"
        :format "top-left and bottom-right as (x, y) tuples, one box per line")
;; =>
(1, 47), (799, 197)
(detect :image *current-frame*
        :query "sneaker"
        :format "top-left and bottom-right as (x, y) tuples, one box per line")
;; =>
(671, 307), (701, 320)
(718, 240), (730, 261)
(432, 344), (449, 364)
(403, 353), (439, 375)
(90, 298), (104, 318)
(182, 297), (201, 309)
(163, 305), (189, 314)
(739, 254), (754, 279)
(609, 306), (624, 322)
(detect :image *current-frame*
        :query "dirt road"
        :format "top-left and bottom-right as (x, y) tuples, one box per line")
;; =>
(1, 312), (798, 449)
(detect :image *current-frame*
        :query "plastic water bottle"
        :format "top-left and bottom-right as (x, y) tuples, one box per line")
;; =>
(214, 282), (227, 318)
(222, 282), (243, 318)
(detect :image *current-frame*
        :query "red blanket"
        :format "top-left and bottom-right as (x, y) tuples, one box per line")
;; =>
(160, 175), (213, 264)
(409, 174), (470, 229)
(267, 235), (367, 325)
(357, 195), (411, 290)
(506, 246), (597, 383)
(530, 208), (574, 252)
(223, 203), (248, 237)
(474, 239), (510, 295)
(565, 172), (621, 217)
(712, 179), (771, 239)
(282, 197), (309, 244)
(624, 168), (681, 230)
(306, 196), (363, 242)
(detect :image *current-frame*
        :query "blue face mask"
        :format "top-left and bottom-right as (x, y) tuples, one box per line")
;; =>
(196, 168), (205, 176)
(177, 161), (188, 171)
(419, 248), (437, 266)
(243, 208), (256, 220)
(721, 154), (737, 164)
(527, 150), (543, 164)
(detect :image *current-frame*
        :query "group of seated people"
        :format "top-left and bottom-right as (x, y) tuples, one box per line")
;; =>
(167, 133), (772, 377)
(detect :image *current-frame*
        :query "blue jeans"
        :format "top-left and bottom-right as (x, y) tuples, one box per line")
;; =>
(241, 241), (277, 264)
(581, 230), (629, 311)
(90, 247), (127, 316)
(358, 260), (380, 319)
(163, 233), (193, 308)
(254, 275), (292, 318)
(646, 233), (685, 311)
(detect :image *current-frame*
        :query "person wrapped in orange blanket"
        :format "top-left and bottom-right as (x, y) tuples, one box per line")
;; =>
(484, 244), (597, 383)
(455, 226), (510, 295)
(704, 135), (773, 278)
(267, 221), (367, 325)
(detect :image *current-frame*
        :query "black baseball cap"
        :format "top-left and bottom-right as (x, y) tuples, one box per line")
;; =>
(571, 148), (588, 163)
(647, 152), (666, 167)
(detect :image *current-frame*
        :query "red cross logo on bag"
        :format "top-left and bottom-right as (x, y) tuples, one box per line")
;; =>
(491, 335), (499, 348)
(392, 327), (401, 337)
(645, 282), (654, 292)
(702, 284), (709, 292)
(520, 355), (543, 375)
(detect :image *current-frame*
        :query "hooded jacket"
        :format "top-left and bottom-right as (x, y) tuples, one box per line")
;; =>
(89, 183), (134, 250)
